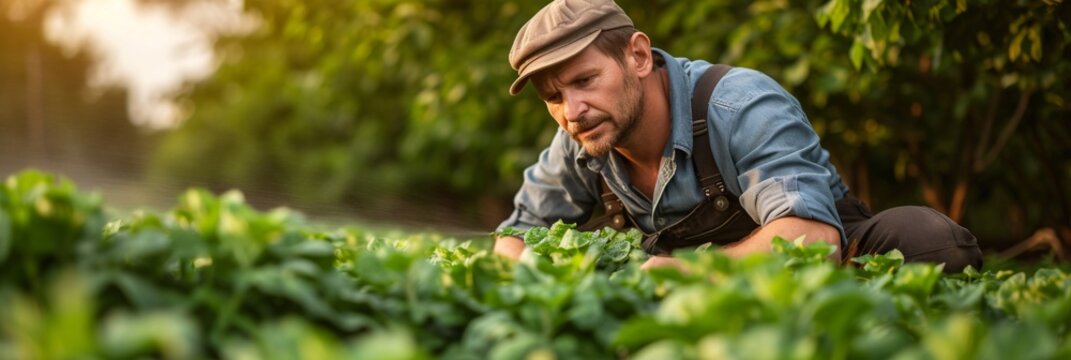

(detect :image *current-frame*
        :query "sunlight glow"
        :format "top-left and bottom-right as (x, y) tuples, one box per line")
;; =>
(43, 0), (254, 129)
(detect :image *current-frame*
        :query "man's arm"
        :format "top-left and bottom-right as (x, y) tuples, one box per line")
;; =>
(493, 235), (526, 260)
(721, 216), (840, 259)
(721, 69), (846, 252)
(644, 69), (847, 270)
(641, 215), (839, 270)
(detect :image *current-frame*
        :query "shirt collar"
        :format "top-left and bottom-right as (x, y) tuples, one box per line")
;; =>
(656, 48), (696, 157)
(574, 48), (696, 171)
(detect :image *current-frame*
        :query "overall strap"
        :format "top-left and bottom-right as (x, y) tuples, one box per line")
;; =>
(598, 176), (628, 229)
(690, 64), (733, 210)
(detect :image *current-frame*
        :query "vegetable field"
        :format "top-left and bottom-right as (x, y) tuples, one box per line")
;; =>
(1, 170), (1069, 359)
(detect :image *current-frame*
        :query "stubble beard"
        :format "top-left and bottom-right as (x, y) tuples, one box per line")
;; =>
(571, 73), (645, 158)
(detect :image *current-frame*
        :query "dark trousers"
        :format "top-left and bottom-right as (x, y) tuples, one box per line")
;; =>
(837, 196), (984, 272)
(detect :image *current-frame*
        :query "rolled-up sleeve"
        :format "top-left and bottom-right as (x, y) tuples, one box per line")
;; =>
(497, 129), (599, 233)
(723, 72), (845, 242)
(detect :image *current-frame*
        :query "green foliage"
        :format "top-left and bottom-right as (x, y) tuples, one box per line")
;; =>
(514, 221), (647, 272)
(0, 170), (104, 293)
(152, 0), (551, 207)
(649, 0), (1071, 240)
(2, 170), (1071, 358)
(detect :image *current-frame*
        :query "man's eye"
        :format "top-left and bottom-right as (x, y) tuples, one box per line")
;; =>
(545, 93), (562, 103)
(576, 76), (592, 86)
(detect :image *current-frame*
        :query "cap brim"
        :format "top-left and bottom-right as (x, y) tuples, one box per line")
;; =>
(509, 30), (602, 96)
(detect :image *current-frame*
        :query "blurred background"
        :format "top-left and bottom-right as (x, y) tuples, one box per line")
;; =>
(1, 0), (1068, 256)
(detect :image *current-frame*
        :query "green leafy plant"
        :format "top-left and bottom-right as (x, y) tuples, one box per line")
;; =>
(1, 170), (1069, 359)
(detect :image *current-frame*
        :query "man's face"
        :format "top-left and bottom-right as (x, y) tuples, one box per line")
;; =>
(532, 46), (644, 158)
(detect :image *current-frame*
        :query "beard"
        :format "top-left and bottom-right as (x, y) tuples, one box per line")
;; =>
(568, 73), (645, 158)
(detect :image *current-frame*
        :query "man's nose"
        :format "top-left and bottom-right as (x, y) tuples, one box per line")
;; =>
(562, 94), (588, 122)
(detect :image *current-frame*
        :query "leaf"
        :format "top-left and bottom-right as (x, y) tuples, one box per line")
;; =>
(815, 1), (833, 28)
(559, 229), (579, 250)
(350, 327), (429, 360)
(632, 340), (695, 360)
(784, 57), (810, 85)
(1009, 31), (1025, 61)
(869, 13), (889, 41)
(113, 272), (182, 309)
(110, 230), (171, 261)
(851, 325), (914, 359)
(1028, 26), (1042, 61)
(101, 311), (201, 359)
(461, 312), (524, 352)
(615, 317), (677, 349)
(862, 0), (883, 22)
(892, 263), (944, 300)
(226, 318), (348, 360)
(523, 227), (549, 247)
(0, 207), (10, 264)
(496, 226), (525, 238)
(829, 0), (851, 32)
(567, 292), (604, 330)
(978, 321), (1058, 360)
(603, 238), (631, 263)
(802, 286), (879, 342)
(921, 314), (983, 360)
(853, 249), (905, 274)
(547, 220), (574, 239)
(851, 39), (866, 70)
(271, 236), (335, 259)
(962, 265), (980, 279)
(955, 0), (967, 14)
(488, 333), (544, 360)
(933, 283), (985, 311)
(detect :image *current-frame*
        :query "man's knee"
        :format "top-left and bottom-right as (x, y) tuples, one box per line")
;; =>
(870, 206), (983, 272)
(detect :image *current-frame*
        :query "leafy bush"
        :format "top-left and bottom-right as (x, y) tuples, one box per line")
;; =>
(1, 170), (1069, 359)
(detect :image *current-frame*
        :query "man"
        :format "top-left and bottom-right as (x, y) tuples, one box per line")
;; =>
(494, 0), (983, 272)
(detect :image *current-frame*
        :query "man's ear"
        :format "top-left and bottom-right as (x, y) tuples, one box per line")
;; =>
(626, 32), (654, 78)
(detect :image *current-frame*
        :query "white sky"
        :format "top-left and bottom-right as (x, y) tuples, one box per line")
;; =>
(44, 0), (254, 129)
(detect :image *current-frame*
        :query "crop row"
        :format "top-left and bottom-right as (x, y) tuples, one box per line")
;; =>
(0, 170), (1068, 359)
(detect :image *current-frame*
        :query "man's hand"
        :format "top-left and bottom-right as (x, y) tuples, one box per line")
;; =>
(722, 216), (841, 259)
(493, 235), (526, 260)
(640, 255), (688, 272)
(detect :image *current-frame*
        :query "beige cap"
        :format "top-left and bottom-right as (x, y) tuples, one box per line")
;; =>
(508, 0), (634, 95)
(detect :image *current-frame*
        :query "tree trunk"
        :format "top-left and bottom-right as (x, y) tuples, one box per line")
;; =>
(906, 136), (948, 215)
(26, 44), (46, 158)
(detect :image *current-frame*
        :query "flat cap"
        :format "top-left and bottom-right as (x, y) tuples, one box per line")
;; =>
(508, 0), (633, 95)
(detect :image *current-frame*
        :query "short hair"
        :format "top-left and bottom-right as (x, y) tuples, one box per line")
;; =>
(590, 26), (637, 66)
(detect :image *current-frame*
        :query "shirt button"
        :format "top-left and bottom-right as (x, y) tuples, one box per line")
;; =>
(656, 217), (666, 226)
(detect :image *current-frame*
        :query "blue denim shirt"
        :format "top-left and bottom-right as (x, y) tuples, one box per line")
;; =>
(499, 48), (850, 246)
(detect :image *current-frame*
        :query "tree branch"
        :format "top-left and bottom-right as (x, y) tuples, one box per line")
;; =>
(973, 90), (1001, 169)
(906, 135), (948, 214)
(998, 227), (1069, 261)
(950, 94), (979, 223)
(975, 90), (1032, 172)
(1027, 123), (1071, 235)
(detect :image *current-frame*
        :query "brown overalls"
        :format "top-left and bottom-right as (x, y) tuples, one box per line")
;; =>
(578, 65), (761, 255)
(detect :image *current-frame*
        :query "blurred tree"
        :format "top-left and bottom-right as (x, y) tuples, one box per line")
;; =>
(154, 0), (1070, 249)
(808, 0), (1071, 245)
(637, 0), (1071, 247)
(152, 0), (551, 226)
(0, 0), (146, 176)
